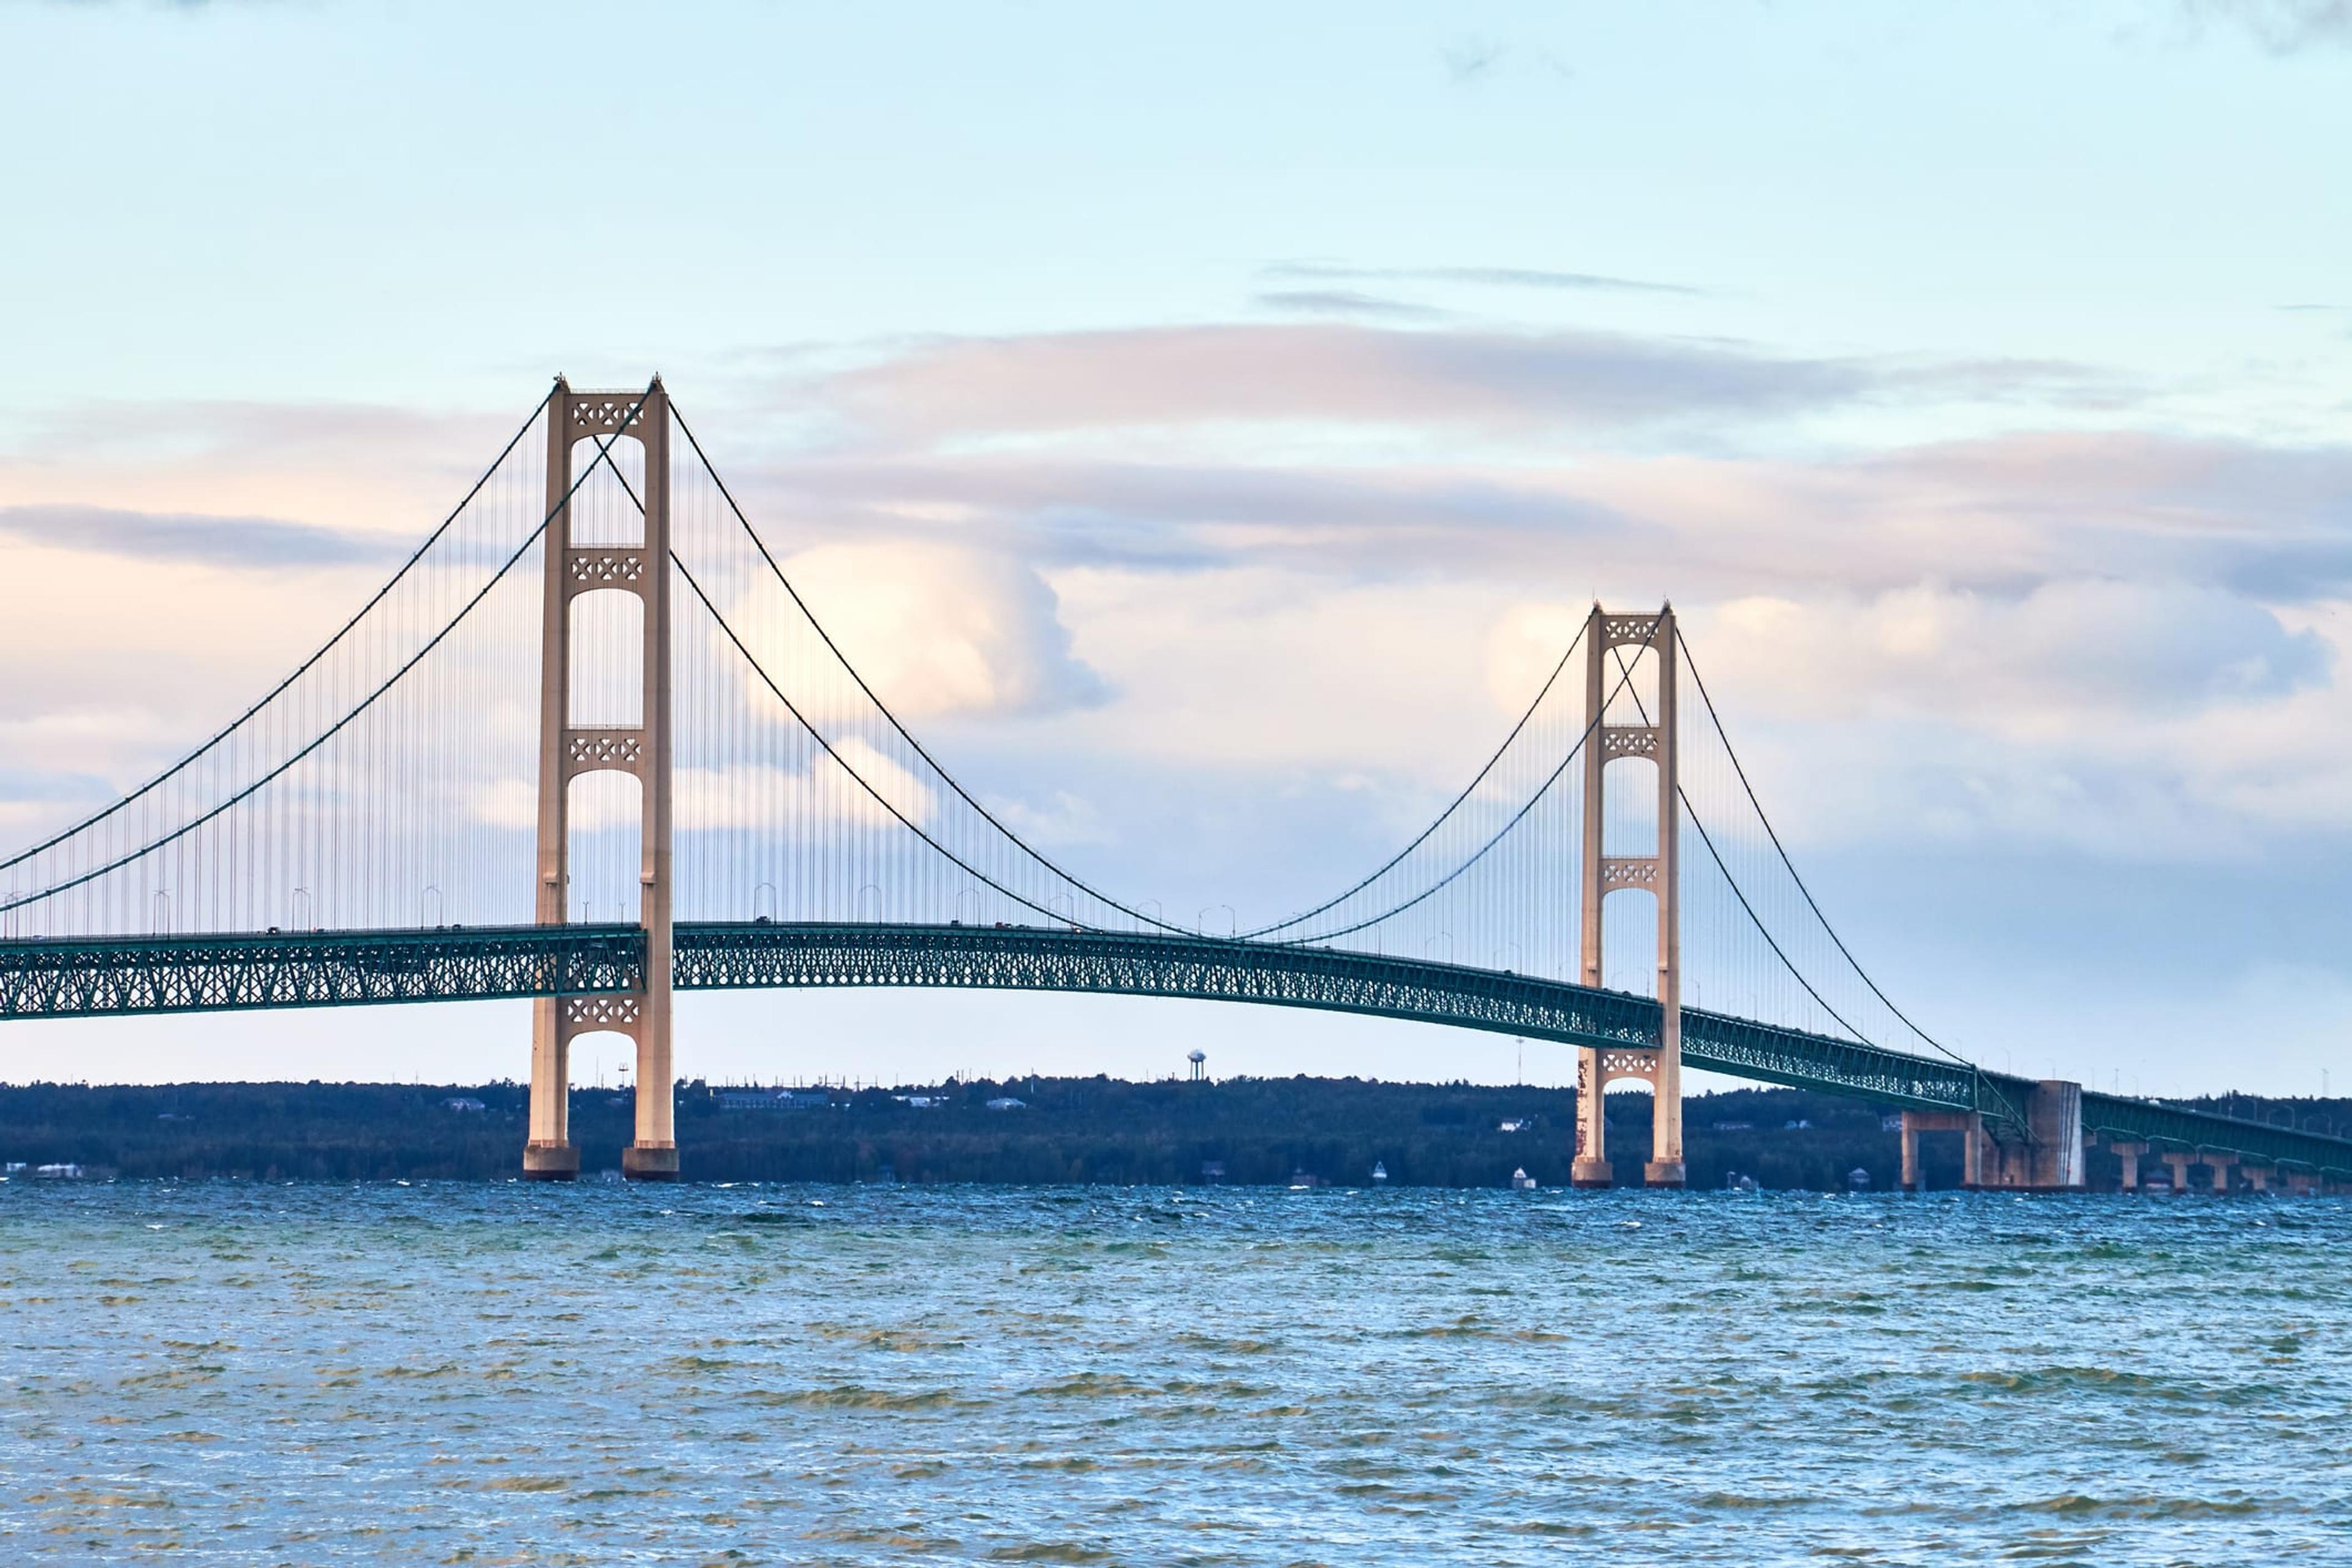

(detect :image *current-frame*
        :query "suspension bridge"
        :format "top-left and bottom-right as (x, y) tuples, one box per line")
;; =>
(4, 379), (2343, 1193)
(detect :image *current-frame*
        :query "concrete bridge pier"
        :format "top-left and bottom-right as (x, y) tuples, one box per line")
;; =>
(2160, 1150), (2196, 1193)
(1899, 1110), (1985, 1189)
(2022, 1079), (2085, 1190)
(2108, 1140), (2149, 1192)
(1985, 1132), (2034, 1188)
(2200, 1151), (2236, 1194)
(2242, 1163), (2272, 1194)
(1902, 1083), (2082, 1192)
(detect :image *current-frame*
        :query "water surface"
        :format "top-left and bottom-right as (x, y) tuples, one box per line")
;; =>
(2, 1182), (2345, 1564)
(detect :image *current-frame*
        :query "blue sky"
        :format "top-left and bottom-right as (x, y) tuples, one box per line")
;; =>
(3, 0), (2350, 1095)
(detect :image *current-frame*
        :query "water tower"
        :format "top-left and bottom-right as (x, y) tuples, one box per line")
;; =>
(1187, 1050), (1207, 1083)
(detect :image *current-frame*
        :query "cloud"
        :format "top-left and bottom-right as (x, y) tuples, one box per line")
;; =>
(1264, 262), (1705, 297)
(682, 401), (2352, 865)
(1441, 36), (1507, 84)
(1695, 580), (2330, 728)
(760, 540), (1108, 721)
(677, 744), (937, 835)
(4, 338), (2345, 895)
(978, 789), (1116, 849)
(0, 503), (390, 568)
(2176, 0), (2352, 52)
(808, 323), (2120, 448)
(704, 424), (2349, 612)
(0, 395), (543, 540)
(469, 743), (941, 839)
(726, 452), (1630, 579)
(1254, 290), (1448, 321)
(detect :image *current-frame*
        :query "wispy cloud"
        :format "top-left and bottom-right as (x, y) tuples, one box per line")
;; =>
(0, 503), (390, 568)
(718, 426), (2352, 602)
(1265, 261), (1704, 298)
(802, 323), (2122, 448)
(1254, 289), (1448, 322)
(1441, 36), (1507, 85)
(2176, 0), (2352, 53)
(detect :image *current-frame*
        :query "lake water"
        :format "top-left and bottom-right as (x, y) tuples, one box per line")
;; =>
(1, 1182), (2345, 1565)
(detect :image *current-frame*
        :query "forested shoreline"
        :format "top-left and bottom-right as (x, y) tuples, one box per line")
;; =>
(2, 1077), (2340, 1190)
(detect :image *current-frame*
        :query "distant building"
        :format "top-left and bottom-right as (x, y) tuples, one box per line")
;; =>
(1712, 1120), (1753, 1132)
(985, 1096), (1027, 1111)
(1198, 1159), (1226, 1183)
(720, 1088), (834, 1112)
(1370, 1161), (1389, 1183)
(1510, 1167), (1537, 1190)
(1498, 1118), (1529, 1133)
(1847, 1167), (1872, 1190)
(444, 1097), (486, 1114)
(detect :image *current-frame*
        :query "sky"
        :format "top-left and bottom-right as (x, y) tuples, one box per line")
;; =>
(2, 0), (2350, 1097)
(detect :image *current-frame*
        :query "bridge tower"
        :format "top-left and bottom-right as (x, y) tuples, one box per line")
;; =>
(522, 379), (678, 1181)
(1570, 604), (1684, 1189)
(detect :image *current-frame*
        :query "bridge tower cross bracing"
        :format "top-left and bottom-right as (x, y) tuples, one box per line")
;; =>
(522, 379), (678, 1182)
(1571, 603), (1685, 1189)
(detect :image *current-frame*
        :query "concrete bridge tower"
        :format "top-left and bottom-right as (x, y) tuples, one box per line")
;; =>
(1571, 605), (1684, 1189)
(522, 380), (677, 1181)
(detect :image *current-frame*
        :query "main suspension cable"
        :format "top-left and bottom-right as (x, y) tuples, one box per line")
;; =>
(0, 382), (656, 918)
(1609, 637), (2016, 1119)
(1240, 620), (1586, 938)
(1672, 628), (1978, 1068)
(564, 405), (1117, 934)
(0, 387), (556, 875)
(670, 549), (1120, 933)
(670, 402), (1598, 942)
(1287, 613), (1663, 948)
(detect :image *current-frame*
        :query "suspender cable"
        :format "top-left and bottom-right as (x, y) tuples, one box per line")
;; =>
(0, 383), (658, 919)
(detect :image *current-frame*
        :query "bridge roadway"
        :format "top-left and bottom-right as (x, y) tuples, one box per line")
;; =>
(3, 919), (2346, 1179)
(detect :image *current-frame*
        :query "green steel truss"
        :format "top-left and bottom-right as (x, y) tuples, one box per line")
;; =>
(2076, 1091), (2352, 1179)
(0, 924), (641, 1019)
(674, 921), (2002, 1116)
(5, 919), (2347, 1175)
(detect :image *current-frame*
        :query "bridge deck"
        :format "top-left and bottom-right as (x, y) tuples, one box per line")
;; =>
(4, 919), (2345, 1177)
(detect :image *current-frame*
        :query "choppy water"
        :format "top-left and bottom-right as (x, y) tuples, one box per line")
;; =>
(2, 1182), (2346, 1565)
